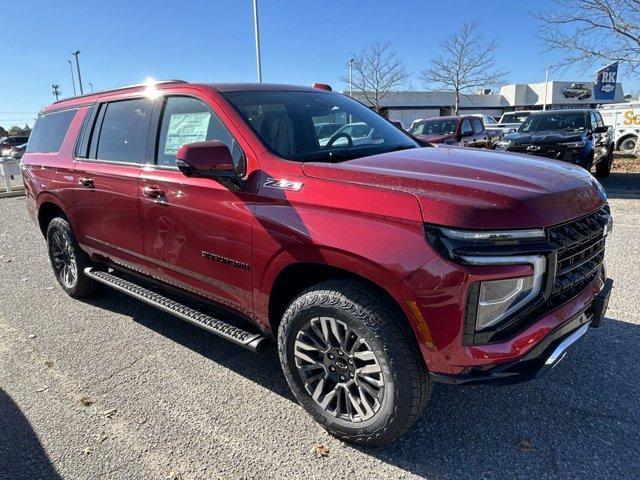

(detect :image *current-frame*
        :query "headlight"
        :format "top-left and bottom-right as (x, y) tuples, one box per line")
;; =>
(496, 140), (511, 149)
(559, 141), (586, 148)
(461, 255), (546, 331)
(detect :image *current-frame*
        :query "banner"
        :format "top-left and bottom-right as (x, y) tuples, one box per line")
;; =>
(594, 62), (618, 101)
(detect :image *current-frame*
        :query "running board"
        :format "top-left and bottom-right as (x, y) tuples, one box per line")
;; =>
(84, 268), (267, 353)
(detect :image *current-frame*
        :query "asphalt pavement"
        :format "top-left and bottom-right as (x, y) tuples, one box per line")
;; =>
(0, 174), (638, 479)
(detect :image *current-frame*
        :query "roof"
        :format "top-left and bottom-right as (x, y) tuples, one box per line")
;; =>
(206, 83), (327, 93)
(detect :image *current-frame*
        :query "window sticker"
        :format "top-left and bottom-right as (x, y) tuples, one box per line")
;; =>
(164, 112), (211, 154)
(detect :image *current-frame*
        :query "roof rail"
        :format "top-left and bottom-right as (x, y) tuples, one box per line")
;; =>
(52, 79), (188, 104)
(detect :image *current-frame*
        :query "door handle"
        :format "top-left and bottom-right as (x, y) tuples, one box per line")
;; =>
(78, 177), (94, 188)
(142, 185), (165, 198)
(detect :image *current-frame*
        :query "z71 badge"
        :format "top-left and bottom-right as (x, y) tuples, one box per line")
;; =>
(263, 178), (304, 191)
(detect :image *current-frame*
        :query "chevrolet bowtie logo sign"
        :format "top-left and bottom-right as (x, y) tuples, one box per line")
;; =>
(527, 145), (541, 151)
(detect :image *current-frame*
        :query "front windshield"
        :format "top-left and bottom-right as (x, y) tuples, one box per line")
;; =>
(409, 118), (458, 136)
(519, 111), (588, 133)
(222, 90), (418, 161)
(501, 112), (531, 124)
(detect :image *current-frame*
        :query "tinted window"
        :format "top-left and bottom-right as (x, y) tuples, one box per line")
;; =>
(519, 112), (588, 132)
(95, 98), (152, 163)
(156, 96), (242, 169)
(26, 109), (75, 153)
(223, 90), (417, 162)
(471, 117), (484, 133)
(409, 118), (458, 135)
(461, 119), (473, 135)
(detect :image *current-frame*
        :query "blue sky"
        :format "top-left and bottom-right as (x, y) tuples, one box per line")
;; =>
(0, 0), (633, 128)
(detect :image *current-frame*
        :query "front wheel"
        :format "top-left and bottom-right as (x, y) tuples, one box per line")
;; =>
(595, 148), (613, 178)
(278, 280), (431, 446)
(46, 217), (100, 298)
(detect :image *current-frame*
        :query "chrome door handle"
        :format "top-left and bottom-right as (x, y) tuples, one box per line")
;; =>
(78, 177), (94, 188)
(142, 185), (165, 198)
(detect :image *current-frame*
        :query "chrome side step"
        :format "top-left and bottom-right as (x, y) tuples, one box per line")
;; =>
(84, 268), (267, 353)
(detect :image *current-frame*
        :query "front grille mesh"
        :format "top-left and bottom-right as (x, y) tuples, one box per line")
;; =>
(548, 206), (610, 302)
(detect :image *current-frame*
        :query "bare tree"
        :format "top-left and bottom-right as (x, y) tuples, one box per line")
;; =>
(534, 0), (640, 75)
(342, 41), (410, 112)
(420, 21), (507, 114)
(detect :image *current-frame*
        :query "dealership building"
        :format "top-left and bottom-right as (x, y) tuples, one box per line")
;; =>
(351, 80), (626, 128)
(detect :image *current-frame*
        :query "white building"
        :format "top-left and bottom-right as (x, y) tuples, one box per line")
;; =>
(350, 81), (626, 128)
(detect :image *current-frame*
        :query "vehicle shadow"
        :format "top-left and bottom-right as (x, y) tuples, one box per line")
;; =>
(84, 289), (639, 478)
(0, 389), (62, 479)
(600, 173), (640, 199)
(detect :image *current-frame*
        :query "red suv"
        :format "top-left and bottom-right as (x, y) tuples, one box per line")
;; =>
(22, 80), (613, 446)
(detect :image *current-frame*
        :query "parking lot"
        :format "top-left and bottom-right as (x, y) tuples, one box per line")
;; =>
(0, 174), (638, 480)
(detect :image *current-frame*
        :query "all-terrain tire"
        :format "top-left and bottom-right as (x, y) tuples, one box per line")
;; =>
(277, 279), (431, 446)
(46, 217), (100, 299)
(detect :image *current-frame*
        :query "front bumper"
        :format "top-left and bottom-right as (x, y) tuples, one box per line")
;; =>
(431, 278), (612, 385)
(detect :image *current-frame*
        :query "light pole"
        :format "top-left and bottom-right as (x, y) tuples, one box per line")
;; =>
(67, 59), (77, 96)
(72, 50), (84, 95)
(52, 84), (61, 101)
(252, 0), (262, 82)
(349, 58), (355, 97)
(543, 64), (551, 111)
(89, 82), (94, 93)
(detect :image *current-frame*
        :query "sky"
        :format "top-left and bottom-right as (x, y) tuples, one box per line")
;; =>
(0, 0), (635, 128)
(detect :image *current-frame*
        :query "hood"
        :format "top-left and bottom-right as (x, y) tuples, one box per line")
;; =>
(302, 146), (605, 229)
(505, 130), (584, 145)
(414, 133), (453, 144)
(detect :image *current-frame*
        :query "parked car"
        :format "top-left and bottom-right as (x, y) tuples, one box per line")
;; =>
(495, 110), (535, 134)
(408, 115), (501, 148)
(598, 101), (640, 154)
(471, 113), (498, 126)
(1, 135), (29, 156)
(8, 143), (27, 159)
(495, 109), (614, 177)
(22, 80), (612, 446)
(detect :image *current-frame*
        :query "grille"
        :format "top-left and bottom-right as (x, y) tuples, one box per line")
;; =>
(508, 145), (565, 160)
(548, 206), (610, 302)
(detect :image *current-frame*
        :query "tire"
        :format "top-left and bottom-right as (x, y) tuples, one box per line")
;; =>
(595, 148), (613, 178)
(581, 152), (594, 172)
(46, 217), (100, 299)
(618, 135), (637, 155)
(277, 279), (431, 446)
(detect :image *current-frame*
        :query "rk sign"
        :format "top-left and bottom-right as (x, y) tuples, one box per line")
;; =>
(594, 62), (618, 101)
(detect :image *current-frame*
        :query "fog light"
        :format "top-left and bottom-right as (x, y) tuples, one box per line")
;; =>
(476, 276), (534, 330)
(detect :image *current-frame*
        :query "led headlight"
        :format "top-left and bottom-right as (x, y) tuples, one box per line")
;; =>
(461, 255), (546, 331)
(559, 140), (586, 148)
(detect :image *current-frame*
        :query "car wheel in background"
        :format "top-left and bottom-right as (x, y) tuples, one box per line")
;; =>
(278, 279), (431, 446)
(618, 136), (637, 155)
(46, 217), (101, 299)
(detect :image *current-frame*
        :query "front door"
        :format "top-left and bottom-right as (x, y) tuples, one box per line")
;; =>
(72, 97), (152, 262)
(138, 94), (255, 318)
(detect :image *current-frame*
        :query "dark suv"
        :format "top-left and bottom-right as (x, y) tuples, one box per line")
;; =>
(495, 109), (614, 177)
(1, 135), (29, 156)
(22, 81), (613, 446)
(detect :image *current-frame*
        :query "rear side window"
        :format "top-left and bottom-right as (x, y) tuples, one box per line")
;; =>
(94, 98), (152, 164)
(460, 119), (473, 135)
(26, 109), (76, 153)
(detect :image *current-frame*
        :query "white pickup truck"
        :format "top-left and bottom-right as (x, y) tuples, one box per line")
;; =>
(598, 102), (640, 154)
(494, 111), (535, 134)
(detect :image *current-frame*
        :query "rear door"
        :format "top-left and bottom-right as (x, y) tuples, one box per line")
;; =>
(459, 118), (473, 146)
(71, 96), (152, 262)
(138, 92), (255, 317)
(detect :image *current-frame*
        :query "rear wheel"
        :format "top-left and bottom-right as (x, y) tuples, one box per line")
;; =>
(277, 279), (431, 446)
(46, 217), (100, 298)
(618, 135), (637, 155)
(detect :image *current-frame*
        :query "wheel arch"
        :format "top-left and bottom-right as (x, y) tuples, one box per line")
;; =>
(37, 197), (69, 237)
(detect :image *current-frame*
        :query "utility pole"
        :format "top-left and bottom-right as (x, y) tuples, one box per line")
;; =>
(67, 59), (77, 96)
(252, 0), (262, 82)
(349, 58), (355, 97)
(72, 50), (84, 95)
(52, 84), (61, 100)
(543, 65), (551, 111)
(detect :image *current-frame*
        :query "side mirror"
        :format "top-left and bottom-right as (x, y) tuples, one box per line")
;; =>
(593, 125), (608, 134)
(176, 140), (244, 189)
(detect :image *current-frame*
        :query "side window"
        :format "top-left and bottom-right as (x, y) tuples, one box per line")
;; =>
(472, 117), (484, 133)
(26, 109), (77, 153)
(590, 112), (598, 130)
(461, 119), (473, 135)
(595, 112), (605, 127)
(156, 96), (242, 169)
(93, 98), (152, 164)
